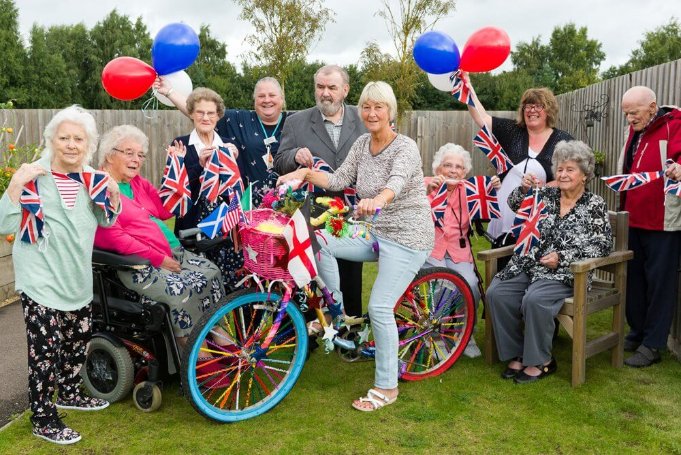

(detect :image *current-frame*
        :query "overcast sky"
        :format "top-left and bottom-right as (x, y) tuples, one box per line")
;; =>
(13, 0), (679, 73)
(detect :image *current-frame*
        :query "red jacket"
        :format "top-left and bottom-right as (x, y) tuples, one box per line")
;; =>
(618, 106), (681, 231)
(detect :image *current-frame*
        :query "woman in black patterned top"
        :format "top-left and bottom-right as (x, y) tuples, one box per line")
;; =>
(486, 140), (612, 384)
(465, 76), (573, 257)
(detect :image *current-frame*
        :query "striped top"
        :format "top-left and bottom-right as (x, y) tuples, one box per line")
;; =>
(53, 173), (81, 208)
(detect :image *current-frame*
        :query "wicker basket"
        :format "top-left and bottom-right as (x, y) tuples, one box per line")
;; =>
(239, 209), (292, 281)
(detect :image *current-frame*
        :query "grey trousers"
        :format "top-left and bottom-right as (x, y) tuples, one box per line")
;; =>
(487, 273), (572, 366)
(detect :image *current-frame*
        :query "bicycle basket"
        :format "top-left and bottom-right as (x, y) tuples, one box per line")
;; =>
(239, 208), (292, 282)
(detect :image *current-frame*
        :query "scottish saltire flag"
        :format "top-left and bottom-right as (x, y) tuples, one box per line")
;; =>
(221, 192), (243, 234)
(430, 182), (448, 227)
(450, 71), (475, 106)
(67, 171), (116, 221)
(473, 124), (513, 175)
(306, 157), (332, 193)
(197, 202), (228, 239)
(217, 145), (244, 198)
(19, 180), (44, 243)
(159, 153), (191, 217)
(464, 176), (501, 220)
(513, 197), (548, 256)
(343, 186), (358, 207)
(601, 171), (663, 192)
(283, 209), (318, 287)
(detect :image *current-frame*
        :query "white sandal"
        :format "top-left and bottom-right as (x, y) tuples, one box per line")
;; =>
(352, 388), (397, 412)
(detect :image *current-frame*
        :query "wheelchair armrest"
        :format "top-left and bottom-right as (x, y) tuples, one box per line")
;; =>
(92, 248), (151, 268)
(181, 236), (229, 253)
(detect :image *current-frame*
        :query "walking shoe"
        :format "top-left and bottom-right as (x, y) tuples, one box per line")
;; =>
(32, 416), (81, 445)
(624, 345), (661, 368)
(55, 394), (110, 411)
(463, 336), (482, 358)
(624, 339), (640, 352)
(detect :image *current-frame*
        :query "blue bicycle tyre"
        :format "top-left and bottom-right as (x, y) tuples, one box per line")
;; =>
(182, 288), (308, 422)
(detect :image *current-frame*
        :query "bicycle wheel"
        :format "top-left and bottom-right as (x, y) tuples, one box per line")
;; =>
(394, 267), (475, 380)
(182, 288), (308, 422)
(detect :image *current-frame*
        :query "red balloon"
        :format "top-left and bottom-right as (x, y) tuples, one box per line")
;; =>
(459, 27), (511, 73)
(101, 57), (156, 101)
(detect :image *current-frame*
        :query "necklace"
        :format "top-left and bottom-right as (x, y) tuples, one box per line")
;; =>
(370, 132), (397, 155)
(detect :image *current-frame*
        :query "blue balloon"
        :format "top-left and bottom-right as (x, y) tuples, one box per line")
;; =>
(413, 31), (460, 75)
(152, 23), (200, 75)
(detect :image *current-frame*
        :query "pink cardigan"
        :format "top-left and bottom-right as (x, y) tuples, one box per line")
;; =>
(94, 176), (175, 267)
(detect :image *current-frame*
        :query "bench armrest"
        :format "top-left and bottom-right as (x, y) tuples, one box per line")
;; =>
(477, 245), (514, 261)
(569, 250), (634, 273)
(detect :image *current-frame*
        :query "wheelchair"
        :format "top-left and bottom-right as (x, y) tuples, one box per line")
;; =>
(82, 231), (227, 412)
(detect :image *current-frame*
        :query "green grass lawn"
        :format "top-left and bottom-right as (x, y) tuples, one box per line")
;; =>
(2, 234), (681, 454)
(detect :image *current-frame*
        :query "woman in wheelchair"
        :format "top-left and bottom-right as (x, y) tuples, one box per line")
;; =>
(93, 125), (224, 348)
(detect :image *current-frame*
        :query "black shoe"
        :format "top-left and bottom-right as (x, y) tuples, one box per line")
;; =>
(513, 358), (557, 384)
(624, 345), (661, 368)
(501, 357), (523, 379)
(624, 339), (640, 352)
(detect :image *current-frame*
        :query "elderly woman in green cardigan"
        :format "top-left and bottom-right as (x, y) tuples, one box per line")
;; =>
(0, 106), (120, 445)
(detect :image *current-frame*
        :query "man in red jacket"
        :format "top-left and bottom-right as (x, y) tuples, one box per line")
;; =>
(618, 86), (681, 367)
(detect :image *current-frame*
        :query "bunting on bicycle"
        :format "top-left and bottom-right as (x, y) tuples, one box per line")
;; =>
(473, 124), (513, 175)
(159, 152), (191, 217)
(464, 176), (500, 220)
(512, 191), (548, 256)
(305, 157), (332, 193)
(283, 208), (318, 287)
(450, 71), (475, 106)
(430, 181), (448, 227)
(19, 180), (44, 243)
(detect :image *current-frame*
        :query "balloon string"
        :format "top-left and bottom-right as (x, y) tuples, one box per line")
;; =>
(141, 92), (160, 119)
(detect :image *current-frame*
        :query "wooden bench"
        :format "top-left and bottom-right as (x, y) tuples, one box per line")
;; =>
(477, 211), (633, 386)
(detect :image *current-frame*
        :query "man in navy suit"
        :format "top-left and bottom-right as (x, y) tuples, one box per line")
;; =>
(275, 65), (367, 317)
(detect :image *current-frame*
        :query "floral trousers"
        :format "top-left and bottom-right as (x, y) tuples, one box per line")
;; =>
(21, 293), (92, 427)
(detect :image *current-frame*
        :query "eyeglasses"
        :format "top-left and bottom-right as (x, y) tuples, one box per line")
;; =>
(194, 110), (218, 119)
(113, 147), (146, 161)
(523, 104), (545, 112)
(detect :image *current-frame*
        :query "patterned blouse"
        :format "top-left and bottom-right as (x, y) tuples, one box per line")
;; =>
(327, 133), (435, 251)
(497, 186), (613, 288)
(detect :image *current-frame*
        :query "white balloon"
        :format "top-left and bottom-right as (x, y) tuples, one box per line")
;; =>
(427, 72), (454, 92)
(155, 70), (193, 107)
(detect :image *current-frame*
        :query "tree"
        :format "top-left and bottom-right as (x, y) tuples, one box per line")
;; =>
(510, 37), (554, 89)
(233, 0), (335, 91)
(603, 18), (681, 79)
(370, 0), (456, 116)
(0, 0), (28, 105)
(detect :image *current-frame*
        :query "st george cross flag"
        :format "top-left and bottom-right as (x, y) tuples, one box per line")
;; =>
(473, 124), (513, 175)
(159, 153), (191, 217)
(217, 145), (244, 198)
(283, 209), (318, 287)
(19, 180), (44, 243)
(513, 196), (548, 256)
(601, 171), (663, 192)
(306, 157), (332, 193)
(430, 181), (448, 227)
(464, 176), (501, 220)
(450, 71), (475, 106)
(343, 186), (358, 207)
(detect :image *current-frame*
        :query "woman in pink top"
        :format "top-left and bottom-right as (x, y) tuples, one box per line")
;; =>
(94, 125), (223, 346)
(424, 143), (500, 358)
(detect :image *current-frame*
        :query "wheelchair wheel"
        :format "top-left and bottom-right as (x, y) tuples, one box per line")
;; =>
(394, 267), (475, 381)
(182, 288), (308, 422)
(132, 381), (162, 412)
(82, 336), (135, 403)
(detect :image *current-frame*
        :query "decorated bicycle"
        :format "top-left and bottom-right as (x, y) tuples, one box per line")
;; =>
(181, 181), (475, 422)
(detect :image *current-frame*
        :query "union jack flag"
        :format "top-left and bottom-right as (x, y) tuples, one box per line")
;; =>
(66, 171), (116, 221)
(665, 178), (681, 197)
(513, 197), (548, 256)
(464, 176), (500, 220)
(601, 171), (663, 192)
(217, 145), (244, 198)
(510, 189), (538, 238)
(450, 71), (475, 106)
(473, 124), (513, 175)
(199, 149), (222, 203)
(343, 186), (359, 207)
(159, 153), (191, 217)
(306, 157), (332, 193)
(19, 180), (44, 243)
(430, 182), (448, 227)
